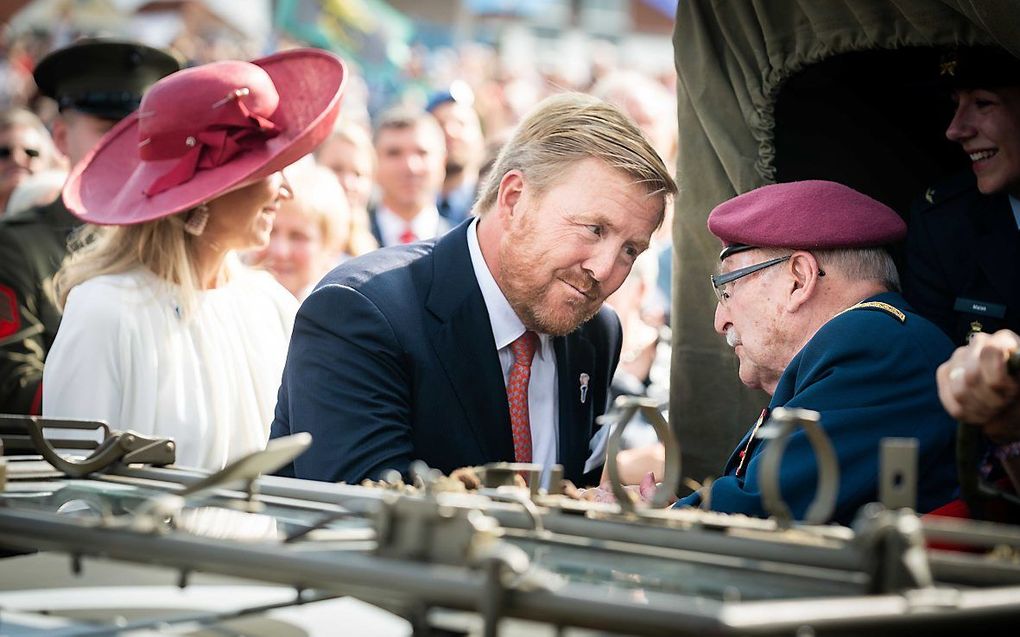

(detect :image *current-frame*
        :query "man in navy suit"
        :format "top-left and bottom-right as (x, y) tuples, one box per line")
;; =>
(673, 181), (958, 525)
(367, 108), (451, 247)
(271, 93), (677, 485)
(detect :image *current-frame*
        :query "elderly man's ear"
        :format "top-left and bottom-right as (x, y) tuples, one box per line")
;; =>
(785, 251), (822, 311)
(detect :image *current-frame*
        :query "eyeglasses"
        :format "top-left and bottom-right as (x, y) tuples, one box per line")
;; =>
(0, 145), (41, 160)
(711, 255), (791, 303)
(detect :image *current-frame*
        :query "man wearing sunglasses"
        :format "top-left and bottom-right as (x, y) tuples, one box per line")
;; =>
(673, 180), (958, 525)
(0, 108), (61, 215)
(0, 39), (178, 415)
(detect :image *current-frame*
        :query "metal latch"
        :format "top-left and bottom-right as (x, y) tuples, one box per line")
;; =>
(0, 415), (175, 477)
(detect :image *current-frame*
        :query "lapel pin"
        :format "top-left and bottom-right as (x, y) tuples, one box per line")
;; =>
(579, 373), (590, 404)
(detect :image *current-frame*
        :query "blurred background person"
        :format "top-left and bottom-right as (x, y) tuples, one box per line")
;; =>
(592, 70), (678, 321)
(249, 158), (360, 300)
(602, 250), (671, 483)
(590, 70), (677, 169)
(0, 39), (178, 415)
(607, 251), (669, 405)
(0, 107), (62, 214)
(369, 107), (449, 246)
(314, 121), (379, 257)
(43, 49), (346, 470)
(427, 80), (485, 224)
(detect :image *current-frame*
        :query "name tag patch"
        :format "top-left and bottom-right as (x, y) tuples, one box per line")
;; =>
(954, 297), (1007, 319)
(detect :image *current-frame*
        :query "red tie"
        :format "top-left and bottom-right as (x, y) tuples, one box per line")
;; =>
(399, 226), (417, 244)
(507, 331), (539, 463)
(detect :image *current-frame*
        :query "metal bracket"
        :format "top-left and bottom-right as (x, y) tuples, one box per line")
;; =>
(757, 407), (839, 525)
(880, 438), (918, 510)
(480, 462), (563, 497)
(175, 432), (312, 501)
(854, 505), (934, 594)
(602, 395), (681, 513)
(0, 415), (175, 477)
(126, 433), (313, 534)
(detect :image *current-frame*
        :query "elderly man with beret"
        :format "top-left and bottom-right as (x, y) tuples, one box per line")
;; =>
(673, 180), (958, 525)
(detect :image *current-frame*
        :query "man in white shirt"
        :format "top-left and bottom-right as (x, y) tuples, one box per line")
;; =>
(272, 93), (677, 486)
(368, 108), (451, 246)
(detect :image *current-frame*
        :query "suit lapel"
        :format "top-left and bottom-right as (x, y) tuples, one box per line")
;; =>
(425, 221), (514, 461)
(555, 331), (596, 481)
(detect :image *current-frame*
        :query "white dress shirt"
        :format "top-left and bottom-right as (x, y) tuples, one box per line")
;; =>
(466, 218), (559, 481)
(376, 204), (444, 246)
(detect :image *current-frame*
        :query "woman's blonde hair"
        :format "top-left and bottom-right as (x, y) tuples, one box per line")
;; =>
(53, 209), (210, 317)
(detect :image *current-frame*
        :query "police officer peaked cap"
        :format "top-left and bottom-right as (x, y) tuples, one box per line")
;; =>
(708, 180), (906, 260)
(34, 39), (181, 121)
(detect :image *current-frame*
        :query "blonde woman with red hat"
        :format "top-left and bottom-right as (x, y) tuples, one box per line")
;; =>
(43, 49), (347, 470)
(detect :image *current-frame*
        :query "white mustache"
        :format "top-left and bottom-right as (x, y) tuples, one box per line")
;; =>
(725, 328), (741, 348)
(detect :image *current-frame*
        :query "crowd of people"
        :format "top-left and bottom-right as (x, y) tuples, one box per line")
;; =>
(0, 26), (1019, 529)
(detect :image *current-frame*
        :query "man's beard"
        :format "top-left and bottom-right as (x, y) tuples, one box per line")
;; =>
(504, 278), (602, 337)
(498, 230), (602, 336)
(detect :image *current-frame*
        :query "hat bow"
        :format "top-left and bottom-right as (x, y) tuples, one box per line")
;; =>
(140, 89), (280, 197)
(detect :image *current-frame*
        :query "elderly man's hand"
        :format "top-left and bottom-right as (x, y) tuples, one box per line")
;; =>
(937, 330), (1020, 444)
(573, 472), (665, 505)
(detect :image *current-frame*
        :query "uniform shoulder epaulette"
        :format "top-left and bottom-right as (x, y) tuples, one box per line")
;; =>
(833, 301), (906, 324)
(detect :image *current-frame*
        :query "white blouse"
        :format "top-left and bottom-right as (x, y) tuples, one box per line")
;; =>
(43, 266), (297, 470)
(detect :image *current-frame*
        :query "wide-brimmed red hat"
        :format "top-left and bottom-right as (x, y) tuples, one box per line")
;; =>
(63, 48), (346, 225)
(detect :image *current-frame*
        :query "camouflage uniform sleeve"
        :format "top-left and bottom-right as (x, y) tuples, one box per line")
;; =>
(0, 228), (46, 414)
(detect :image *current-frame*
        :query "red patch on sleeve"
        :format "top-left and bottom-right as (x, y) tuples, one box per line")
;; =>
(0, 284), (21, 339)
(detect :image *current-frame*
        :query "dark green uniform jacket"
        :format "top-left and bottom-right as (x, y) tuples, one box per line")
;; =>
(0, 197), (80, 414)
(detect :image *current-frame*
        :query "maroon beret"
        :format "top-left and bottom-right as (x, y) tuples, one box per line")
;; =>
(707, 180), (906, 260)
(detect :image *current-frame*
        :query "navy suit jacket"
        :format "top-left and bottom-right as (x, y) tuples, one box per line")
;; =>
(675, 293), (958, 525)
(270, 219), (621, 485)
(903, 171), (1020, 344)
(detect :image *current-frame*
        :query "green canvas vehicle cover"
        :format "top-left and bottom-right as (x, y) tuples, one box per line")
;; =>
(670, 0), (1020, 482)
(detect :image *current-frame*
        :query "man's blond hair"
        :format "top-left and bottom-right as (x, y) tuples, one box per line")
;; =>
(475, 92), (676, 216)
